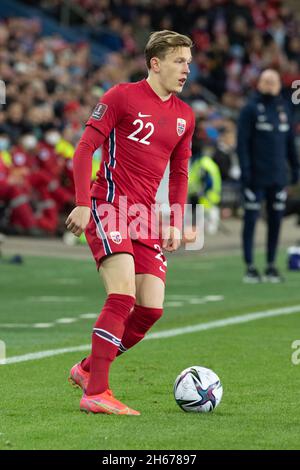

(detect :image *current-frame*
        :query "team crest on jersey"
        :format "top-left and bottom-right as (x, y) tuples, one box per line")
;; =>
(279, 112), (287, 123)
(92, 103), (108, 120)
(177, 118), (186, 136)
(110, 231), (122, 244)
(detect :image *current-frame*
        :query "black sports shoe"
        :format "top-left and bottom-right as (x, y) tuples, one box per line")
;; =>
(263, 267), (284, 283)
(243, 266), (262, 283)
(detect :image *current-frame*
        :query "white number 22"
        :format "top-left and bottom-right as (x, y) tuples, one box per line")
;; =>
(127, 119), (154, 145)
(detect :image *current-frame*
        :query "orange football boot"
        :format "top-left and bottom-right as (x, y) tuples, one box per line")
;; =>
(80, 389), (140, 415)
(68, 362), (90, 392)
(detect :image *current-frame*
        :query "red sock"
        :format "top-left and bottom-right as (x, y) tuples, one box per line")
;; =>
(86, 293), (135, 396)
(117, 305), (163, 355)
(81, 305), (163, 371)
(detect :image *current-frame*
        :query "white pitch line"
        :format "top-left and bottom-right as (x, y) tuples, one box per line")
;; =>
(1, 304), (300, 365)
(1, 322), (55, 329)
(205, 295), (224, 302)
(26, 296), (85, 302)
(55, 318), (77, 324)
(1, 296), (223, 330)
(1, 345), (90, 365)
(33, 323), (54, 328)
(0, 314), (96, 330)
(79, 313), (98, 319)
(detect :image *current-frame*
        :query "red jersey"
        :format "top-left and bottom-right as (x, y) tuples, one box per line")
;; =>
(74, 79), (195, 224)
(11, 147), (35, 169)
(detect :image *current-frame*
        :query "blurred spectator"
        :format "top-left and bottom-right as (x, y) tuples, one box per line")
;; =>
(188, 154), (222, 234)
(0, 128), (39, 234)
(237, 69), (299, 283)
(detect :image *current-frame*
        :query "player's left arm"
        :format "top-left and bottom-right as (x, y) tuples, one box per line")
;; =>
(163, 112), (195, 252)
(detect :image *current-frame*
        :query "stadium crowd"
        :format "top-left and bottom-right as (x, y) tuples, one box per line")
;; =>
(0, 0), (299, 235)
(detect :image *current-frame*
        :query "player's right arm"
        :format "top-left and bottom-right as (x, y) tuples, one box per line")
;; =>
(65, 85), (127, 237)
(237, 103), (255, 188)
(66, 126), (103, 236)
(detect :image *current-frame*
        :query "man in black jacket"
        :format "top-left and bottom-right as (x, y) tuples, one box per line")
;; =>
(237, 69), (299, 282)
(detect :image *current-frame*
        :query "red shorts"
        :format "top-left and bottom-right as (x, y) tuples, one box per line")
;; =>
(85, 198), (167, 283)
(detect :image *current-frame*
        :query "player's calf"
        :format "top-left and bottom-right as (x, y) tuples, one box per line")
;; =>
(117, 305), (163, 356)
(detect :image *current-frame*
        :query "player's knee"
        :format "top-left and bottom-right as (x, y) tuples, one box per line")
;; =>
(120, 278), (136, 297)
(136, 295), (164, 309)
(136, 282), (165, 308)
(136, 290), (164, 309)
(100, 256), (136, 296)
(106, 277), (136, 297)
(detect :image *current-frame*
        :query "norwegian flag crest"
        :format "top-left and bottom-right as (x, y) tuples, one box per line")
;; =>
(110, 231), (122, 244)
(177, 118), (186, 136)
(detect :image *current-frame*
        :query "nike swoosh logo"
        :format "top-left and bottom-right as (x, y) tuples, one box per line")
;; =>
(159, 266), (166, 273)
(138, 112), (152, 118)
(90, 399), (128, 414)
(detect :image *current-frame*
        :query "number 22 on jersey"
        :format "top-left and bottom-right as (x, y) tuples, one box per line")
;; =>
(127, 119), (154, 146)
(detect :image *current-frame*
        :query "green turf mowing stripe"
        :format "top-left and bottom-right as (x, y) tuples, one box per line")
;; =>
(2, 303), (300, 365)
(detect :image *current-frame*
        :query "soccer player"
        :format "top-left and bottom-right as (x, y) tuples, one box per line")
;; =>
(66, 30), (195, 415)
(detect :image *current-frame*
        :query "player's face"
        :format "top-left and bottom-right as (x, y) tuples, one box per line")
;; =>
(158, 47), (192, 94)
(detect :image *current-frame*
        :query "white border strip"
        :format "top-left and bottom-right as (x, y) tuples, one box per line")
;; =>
(1, 304), (300, 365)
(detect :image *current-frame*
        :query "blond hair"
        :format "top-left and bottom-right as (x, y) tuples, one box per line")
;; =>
(145, 30), (193, 69)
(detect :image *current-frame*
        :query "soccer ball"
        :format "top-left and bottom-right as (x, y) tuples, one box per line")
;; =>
(174, 366), (223, 413)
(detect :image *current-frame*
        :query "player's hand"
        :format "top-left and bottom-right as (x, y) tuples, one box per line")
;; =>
(162, 226), (181, 252)
(182, 226), (197, 244)
(65, 206), (91, 237)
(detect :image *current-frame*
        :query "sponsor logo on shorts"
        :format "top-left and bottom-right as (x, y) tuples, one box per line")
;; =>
(177, 118), (186, 136)
(110, 231), (122, 244)
(92, 103), (108, 120)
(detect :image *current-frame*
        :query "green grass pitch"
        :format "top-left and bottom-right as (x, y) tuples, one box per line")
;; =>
(0, 249), (300, 450)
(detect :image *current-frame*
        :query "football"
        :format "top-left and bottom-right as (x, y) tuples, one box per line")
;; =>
(174, 366), (223, 413)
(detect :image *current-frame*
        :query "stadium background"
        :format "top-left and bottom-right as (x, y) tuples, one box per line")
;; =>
(1, 0), (300, 451)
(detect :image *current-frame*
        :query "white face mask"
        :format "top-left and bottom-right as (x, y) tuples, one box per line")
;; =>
(0, 137), (9, 150)
(22, 135), (38, 150)
(45, 132), (60, 146)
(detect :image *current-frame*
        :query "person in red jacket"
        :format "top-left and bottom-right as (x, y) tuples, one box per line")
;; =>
(0, 131), (37, 233)
(11, 133), (58, 233)
(37, 128), (74, 210)
(66, 30), (195, 415)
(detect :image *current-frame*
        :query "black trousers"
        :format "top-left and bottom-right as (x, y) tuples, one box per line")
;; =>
(242, 186), (286, 265)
